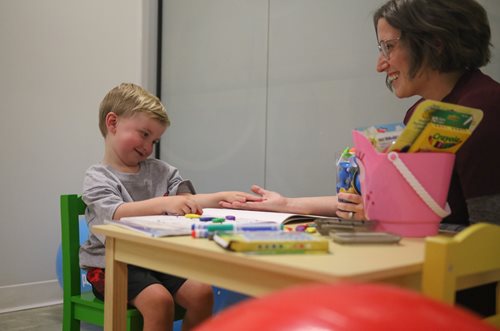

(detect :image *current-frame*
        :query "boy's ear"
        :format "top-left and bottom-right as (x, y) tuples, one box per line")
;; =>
(105, 112), (118, 134)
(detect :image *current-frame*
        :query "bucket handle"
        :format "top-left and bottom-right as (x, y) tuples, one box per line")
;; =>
(388, 152), (451, 218)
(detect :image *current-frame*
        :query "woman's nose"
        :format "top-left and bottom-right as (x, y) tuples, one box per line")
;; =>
(376, 53), (388, 73)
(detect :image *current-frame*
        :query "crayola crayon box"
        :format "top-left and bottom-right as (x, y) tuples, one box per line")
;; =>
(213, 231), (329, 254)
(408, 123), (471, 153)
(389, 100), (483, 153)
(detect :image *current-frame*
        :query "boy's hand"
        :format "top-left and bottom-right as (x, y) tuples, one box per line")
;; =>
(219, 185), (285, 212)
(164, 195), (203, 215)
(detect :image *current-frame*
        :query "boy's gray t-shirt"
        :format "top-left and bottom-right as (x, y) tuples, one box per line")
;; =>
(79, 158), (195, 268)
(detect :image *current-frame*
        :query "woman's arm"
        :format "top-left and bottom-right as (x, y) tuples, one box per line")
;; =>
(184, 191), (263, 209)
(219, 185), (366, 220)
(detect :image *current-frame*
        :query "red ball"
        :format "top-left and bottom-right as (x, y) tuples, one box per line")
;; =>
(195, 283), (496, 331)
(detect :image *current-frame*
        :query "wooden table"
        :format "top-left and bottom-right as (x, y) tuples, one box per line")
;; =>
(93, 224), (425, 330)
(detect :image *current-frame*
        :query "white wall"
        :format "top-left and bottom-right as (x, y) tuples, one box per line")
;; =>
(161, 0), (500, 197)
(0, 0), (157, 312)
(161, 0), (269, 194)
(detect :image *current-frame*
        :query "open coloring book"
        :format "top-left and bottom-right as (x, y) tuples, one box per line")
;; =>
(106, 208), (323, 237)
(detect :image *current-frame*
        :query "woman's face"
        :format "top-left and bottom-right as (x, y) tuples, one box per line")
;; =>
(376, 18), (428, 98)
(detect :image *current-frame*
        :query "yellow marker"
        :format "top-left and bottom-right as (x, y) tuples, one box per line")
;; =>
(185, 214), (201, 219)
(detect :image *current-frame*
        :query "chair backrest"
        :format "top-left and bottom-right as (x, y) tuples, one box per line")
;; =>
(60, 194), (87, 299)
(60, 194), (184, 326)
(422, 222), (500, 327)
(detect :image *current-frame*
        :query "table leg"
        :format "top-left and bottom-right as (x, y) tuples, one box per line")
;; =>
(104, 237), (128, 331)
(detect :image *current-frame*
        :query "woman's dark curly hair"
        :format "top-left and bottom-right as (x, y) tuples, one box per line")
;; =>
(374, 0), (491, 79)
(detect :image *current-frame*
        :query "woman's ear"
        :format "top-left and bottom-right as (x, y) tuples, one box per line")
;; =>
(105, 112), (118, 134)
(433, 38), (444, 54)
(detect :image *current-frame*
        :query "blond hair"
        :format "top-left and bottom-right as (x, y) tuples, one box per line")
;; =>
(98, 83), (170, 137)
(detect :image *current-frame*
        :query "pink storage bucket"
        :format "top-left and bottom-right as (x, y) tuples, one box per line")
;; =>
(353, 131), (455, 237)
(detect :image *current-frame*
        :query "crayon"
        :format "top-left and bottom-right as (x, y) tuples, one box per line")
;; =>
(185, 213), (201, 219)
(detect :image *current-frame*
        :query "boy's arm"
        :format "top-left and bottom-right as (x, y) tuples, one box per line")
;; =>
(183, 191), (262, 209)
(113, 195), (202, 219)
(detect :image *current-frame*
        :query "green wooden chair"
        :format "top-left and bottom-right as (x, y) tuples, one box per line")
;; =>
(60, 194), (143, 330)
(60, 194), (186, 330)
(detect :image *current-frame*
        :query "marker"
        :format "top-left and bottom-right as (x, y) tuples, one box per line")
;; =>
(192, 229), (233, 239)
(191, 226), (283, 239)
(191, 229), (214, 238)
(185, 214), (201, 219)
(191, 223), (283, 232)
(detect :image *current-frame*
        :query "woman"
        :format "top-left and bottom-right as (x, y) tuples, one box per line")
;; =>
(373, 0), (500, 316)
(374, 0), (500, 227)
(224, 0), (500, 226)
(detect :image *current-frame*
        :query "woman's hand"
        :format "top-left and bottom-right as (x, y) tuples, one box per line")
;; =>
(336, 192), (367, 221)
(219, 191), (264, 204)
(219, 185), (289, 212)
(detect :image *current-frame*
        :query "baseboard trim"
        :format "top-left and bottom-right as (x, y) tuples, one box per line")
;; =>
(0, 279), (63, 314)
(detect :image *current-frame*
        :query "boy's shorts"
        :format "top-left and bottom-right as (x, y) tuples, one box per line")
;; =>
(86, 265), (187, 302)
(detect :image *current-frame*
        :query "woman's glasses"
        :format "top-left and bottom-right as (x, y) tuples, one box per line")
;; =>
(377, 37), (400, 59)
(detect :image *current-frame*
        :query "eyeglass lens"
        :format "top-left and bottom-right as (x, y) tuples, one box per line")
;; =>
(378, 38), (399, 59)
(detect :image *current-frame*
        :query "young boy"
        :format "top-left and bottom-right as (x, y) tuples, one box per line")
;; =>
(79, 82), (260, 331)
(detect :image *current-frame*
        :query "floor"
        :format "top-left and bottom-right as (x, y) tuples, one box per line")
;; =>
(0, 304), (101, 331)
(0, 288), (248, 330)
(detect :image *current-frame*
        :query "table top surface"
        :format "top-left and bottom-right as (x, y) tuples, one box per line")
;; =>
(93, 224), (425, 283)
